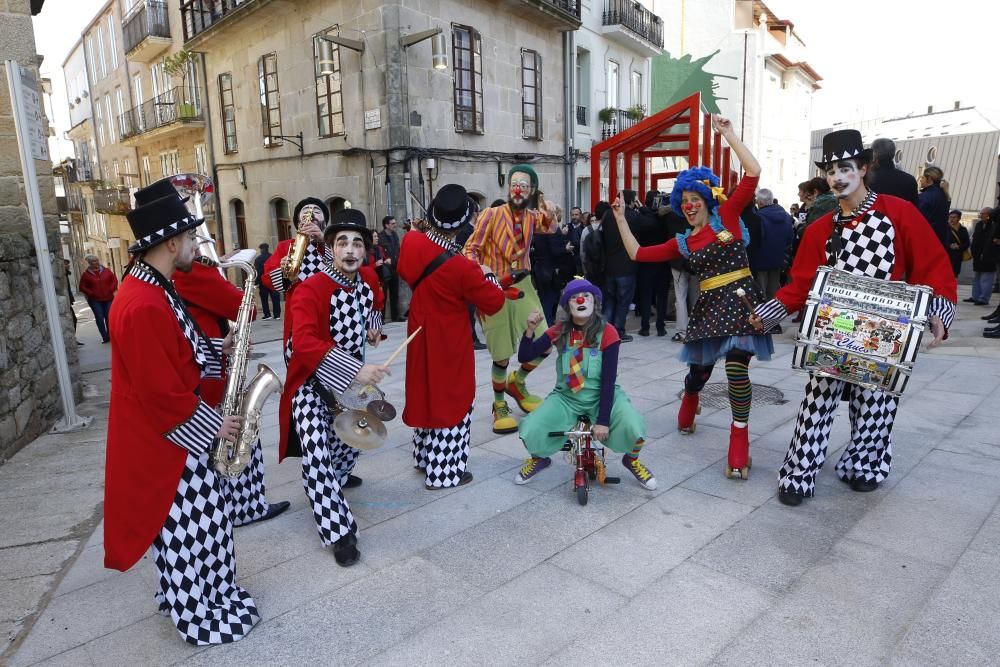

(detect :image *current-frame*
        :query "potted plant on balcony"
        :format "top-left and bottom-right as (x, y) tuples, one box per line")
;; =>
(625, 104), (646, 121)
(598, 107), (616, 124)
(162, 49), (199, 119)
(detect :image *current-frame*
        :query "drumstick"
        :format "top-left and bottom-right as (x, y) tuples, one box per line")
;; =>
(382, 326), (422, 367)
(735, 288), (755, 312)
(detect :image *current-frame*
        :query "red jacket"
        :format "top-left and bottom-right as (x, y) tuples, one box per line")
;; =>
(397, 231), (505, 427)
(173, 262), (253, 407)
(277, 269), (384, 461)
(105, 276), (210, 571)
(79, 266), (118, 301)
(775, 194), (958, 312)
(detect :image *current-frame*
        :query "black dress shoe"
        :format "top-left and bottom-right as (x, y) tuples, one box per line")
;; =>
(343, 474), (363, 488)
(240, 500), (291, 526)
(988, 317), (1000, 325)
(849, 477), (879, 493)
(657, 328), (667, 337)
(637, 328), (650, 336)
(984, 324), (1000, 333)
(473, 340), (487, 350)
(426, 470), (473, 490)
(984, 329), (1000, 339)
(964, 297), (977, 303)
(620, 334), (634, 342)
(333, 534), (360, 566)
(981, 309), (1000, 320)
(975, 301), (990, 306)
(777, 488), (804, 506)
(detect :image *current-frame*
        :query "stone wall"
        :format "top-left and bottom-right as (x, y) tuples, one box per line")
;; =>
(1, 0), (83, 461)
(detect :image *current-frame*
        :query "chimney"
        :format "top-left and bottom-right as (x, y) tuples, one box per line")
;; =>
(954, 100), (961, 110)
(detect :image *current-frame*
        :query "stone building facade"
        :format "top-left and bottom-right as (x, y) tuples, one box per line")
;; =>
(1, 0), (81, 460)
(182, 0), (580, 252)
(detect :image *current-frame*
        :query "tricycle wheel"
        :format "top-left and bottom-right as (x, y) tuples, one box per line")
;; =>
(577, 484), (588, 506)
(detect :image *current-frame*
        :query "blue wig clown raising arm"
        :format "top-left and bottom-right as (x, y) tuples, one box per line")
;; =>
(512, 279), (656, 490)
(611, 114), (768, 481)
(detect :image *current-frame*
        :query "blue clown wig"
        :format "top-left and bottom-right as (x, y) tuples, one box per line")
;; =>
(669, 166), (722, 217)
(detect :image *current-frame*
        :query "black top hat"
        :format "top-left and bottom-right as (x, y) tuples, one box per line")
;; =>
(324, 209), (372, 245)
(134, 178), (187, 207)
(815, 129), (872, 168)
(293, 197), (330, 227)
(429, 184), (477, 230)
(126, 192), (202, 254)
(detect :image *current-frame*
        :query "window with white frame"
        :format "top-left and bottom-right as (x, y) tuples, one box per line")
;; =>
(521, 48), (542, 140)
(258, 52), (283, 146)
(630, 71), (643, 108)
(195, 143), (208, 175)
(313, 33), (345, 138)
(452, 24), (484, 134)
(108, 15), (118, 69)
(113, 161), (120, 183)
(105, 95), (114, 143)
(159, 150), (178, 178)
(95, 100), (105, 145)
(123, 158), (133, 187)
(85, 37), (96, 82)
(141, 155), (151, 185)
(115, 87), (125, 136)
(96, 26), (107, 78)
(607, 61), (619, 109)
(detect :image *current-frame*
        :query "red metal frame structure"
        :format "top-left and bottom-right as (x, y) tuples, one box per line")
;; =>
(590, 92), (739, 211)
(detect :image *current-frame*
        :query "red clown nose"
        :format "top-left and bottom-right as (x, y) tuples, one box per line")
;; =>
(575, 296), (586, 305)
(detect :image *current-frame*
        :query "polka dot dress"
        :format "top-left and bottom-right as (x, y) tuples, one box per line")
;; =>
(685, 236), (764, 341)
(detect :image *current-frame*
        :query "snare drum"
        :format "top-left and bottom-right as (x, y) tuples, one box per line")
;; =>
(792, 267), (933, 396)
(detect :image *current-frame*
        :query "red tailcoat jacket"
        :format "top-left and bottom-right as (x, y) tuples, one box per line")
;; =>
(397, 231), (506, 428)
(173, 262), (254, 407)
(277, 269), (385, 462)
(775, 194), (958, 312)
(105, 276), (216, 571)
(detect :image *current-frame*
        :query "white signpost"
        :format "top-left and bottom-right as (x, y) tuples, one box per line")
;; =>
(5, 60), (91, 433)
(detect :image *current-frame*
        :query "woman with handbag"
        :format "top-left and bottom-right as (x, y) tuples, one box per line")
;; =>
(947, 209), (971, 277)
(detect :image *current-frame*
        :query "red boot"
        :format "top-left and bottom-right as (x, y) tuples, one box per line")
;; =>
(677, 392), (701, 434)
(725, 423), (751, 480)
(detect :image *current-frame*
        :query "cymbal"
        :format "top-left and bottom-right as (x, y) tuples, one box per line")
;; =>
(366, 399), (397, 421)
(333, 410), (387, 450)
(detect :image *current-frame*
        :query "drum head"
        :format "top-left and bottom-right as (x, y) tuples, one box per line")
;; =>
(339, 382), (385, 411)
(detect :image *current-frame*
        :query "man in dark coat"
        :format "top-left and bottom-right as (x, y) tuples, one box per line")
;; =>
(752, 188), (795, 302)
(254, 243), (281, 320)
(601, 189), (643, 341)
(378, 216), (403, 321)
(868, 138), (919, 207)
(970, 207), (997, 306)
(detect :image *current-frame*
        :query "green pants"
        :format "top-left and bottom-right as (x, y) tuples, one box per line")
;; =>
(483, 277), (545, 362)
(519, 385), (646, 457)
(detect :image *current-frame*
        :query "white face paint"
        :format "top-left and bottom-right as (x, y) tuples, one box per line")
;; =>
(299, 203), (325, 225)
(825, 160), (866, 200)
(332, 230), (365, 276)
(569, 292), (595, 323)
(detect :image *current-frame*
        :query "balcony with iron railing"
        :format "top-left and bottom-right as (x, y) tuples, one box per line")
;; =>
(601, 0), (663, 56)
(181, 0), (275, 44)
(119, 86), (205, 143)
(66, 190), (84, 212)
(94, 187), (133, 215)
(123, 0), (171, 63)
(66, 159), (99, 184)
(600, 107), (644, 140)
(488, 0), (581, 31)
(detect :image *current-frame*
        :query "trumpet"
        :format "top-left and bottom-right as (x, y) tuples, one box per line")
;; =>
(283, 209), (312, 282)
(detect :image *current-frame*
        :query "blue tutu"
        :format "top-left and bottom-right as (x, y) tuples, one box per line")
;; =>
(678, 334), (774, 366)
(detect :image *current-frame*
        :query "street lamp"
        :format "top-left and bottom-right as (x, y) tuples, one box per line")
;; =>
(316, 29), (365, 77)
(400, 27), (449, 70)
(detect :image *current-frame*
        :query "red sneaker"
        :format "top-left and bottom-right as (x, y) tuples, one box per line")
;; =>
(677, 392), (700, 434)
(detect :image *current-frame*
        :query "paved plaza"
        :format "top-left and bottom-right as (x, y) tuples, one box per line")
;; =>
(2, 288), (999, 666)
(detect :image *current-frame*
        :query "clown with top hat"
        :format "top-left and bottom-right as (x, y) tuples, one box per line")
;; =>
(514, 278), (655, 489)
(105, 182), (259, 644)
(463, 164), (557, 433)
(750, 128), (957, 506)
(397, 183), (516, 489)
(613, 115), (769, 481)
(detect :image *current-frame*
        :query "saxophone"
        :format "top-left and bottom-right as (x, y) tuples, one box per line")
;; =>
(283, 209), (313, 282)
(211, 251), (283, 478)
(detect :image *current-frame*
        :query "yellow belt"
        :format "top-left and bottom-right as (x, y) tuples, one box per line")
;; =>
(700, 268), (752, 291)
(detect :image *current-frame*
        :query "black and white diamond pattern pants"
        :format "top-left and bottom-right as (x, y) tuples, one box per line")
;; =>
(779, 374), (897, 497)
(292, 385), (359, 545)
(152, 452), (259, 645)
(218, 439), (271, 526)
(412, 408), (473, 488)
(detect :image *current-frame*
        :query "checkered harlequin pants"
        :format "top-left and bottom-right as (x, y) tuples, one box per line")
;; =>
(218, 438), (271, 526)
(412, 408), (473, 488)
(152, 452), (259, 646)
(779, 375), (897, 497)
(292, 385), (359, 546)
